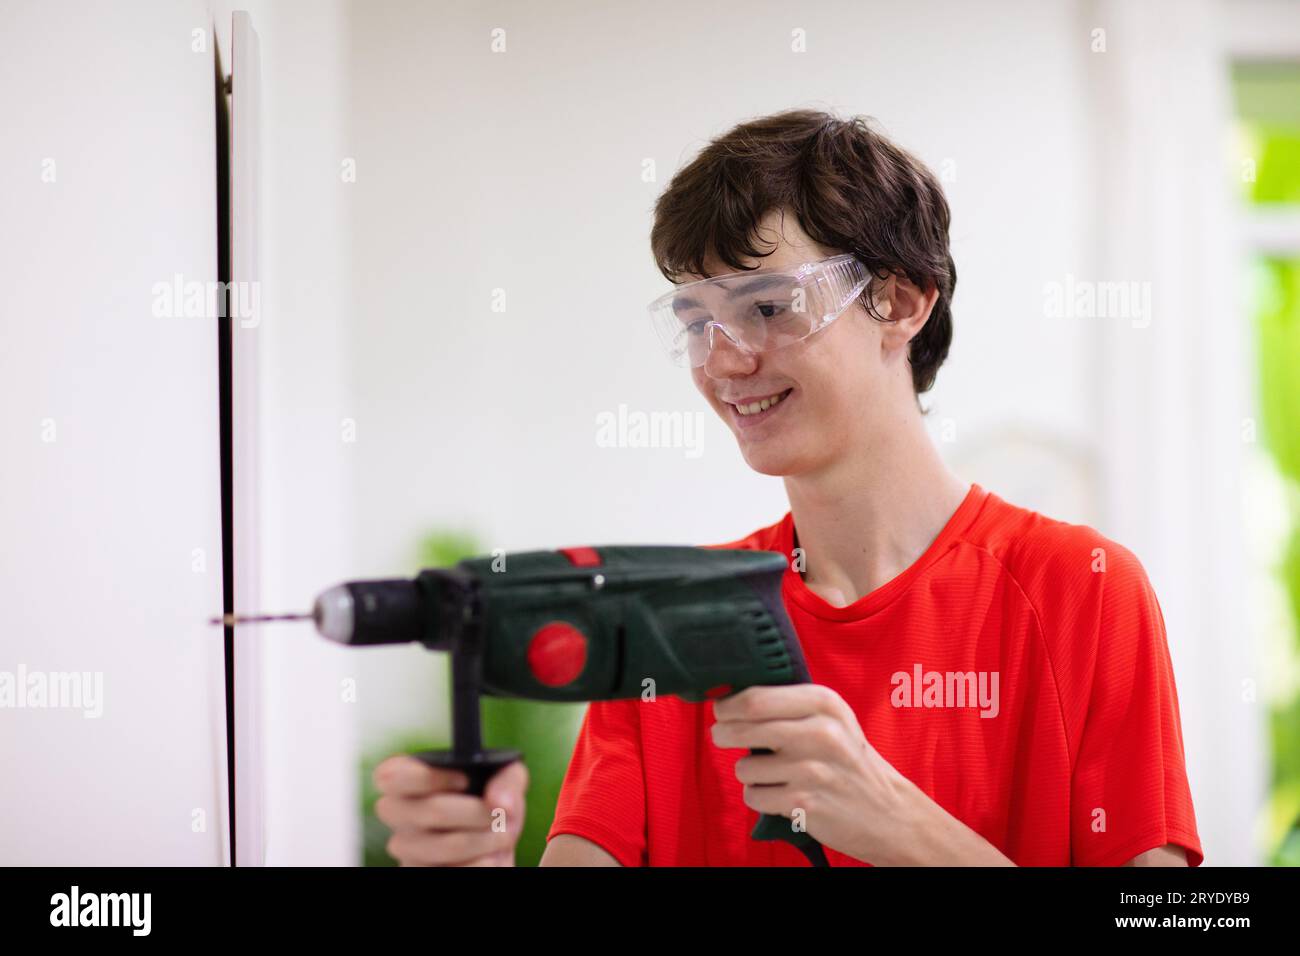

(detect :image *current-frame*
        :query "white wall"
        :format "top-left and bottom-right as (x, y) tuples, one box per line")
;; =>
(1082, 0), (1262, 867)
(245, 0), (359, 868)
(0, 0), (227, 864)
(209, 0), (359, 866)
(0, 0), (360, 867)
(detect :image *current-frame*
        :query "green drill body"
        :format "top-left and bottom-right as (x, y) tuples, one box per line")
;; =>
(284, 544), (827, 864)
(450, 546), (808, 702)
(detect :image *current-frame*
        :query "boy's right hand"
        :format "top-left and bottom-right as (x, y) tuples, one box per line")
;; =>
(373, 755), (528, 866)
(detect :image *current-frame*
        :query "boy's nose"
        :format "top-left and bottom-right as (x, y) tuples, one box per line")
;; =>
(701, 323), (758, 377)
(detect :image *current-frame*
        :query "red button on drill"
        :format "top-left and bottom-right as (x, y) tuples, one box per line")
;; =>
(526, 622), (588, 687)
(557, 547), (602, 567)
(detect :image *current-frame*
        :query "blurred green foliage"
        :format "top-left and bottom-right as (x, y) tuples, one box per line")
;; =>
(1253, 260), (1300, 484)
(1236, 63), (1300, 205)
(359, 530), (584, 866)
(1252, 259), (1300, 865)
(1235, 63), (1300, 865)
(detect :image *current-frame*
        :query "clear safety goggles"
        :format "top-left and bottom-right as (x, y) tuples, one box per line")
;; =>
(647, 254), (873, 368)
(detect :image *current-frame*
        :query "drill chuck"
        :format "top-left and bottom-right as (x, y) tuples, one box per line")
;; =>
(311, 579), (427, 646)
(310, 572), (472, 650)
(311, 585), (355, 643)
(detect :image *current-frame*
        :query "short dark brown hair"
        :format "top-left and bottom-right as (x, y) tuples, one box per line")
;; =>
(649, 109), (955, 394)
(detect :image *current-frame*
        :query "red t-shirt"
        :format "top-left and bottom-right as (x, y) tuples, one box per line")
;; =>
(546, 484), (1203, 866)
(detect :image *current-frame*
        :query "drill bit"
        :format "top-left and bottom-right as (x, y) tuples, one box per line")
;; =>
(210, 612), (312, 626)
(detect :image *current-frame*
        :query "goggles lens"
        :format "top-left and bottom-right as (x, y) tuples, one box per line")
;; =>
(647, 254), (871, 367)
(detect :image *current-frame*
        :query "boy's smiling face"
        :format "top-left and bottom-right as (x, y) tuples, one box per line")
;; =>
(688, 208), (917, 479)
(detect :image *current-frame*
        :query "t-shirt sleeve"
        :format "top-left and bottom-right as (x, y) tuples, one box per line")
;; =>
(545, 698), (647, 866)
(1064, 541), (1204, 867)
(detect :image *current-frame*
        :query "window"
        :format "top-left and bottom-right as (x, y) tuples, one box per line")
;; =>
(1232, 61), (1300, 866)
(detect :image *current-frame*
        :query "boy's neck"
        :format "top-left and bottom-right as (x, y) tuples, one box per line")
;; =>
(782, 409), (969, 608)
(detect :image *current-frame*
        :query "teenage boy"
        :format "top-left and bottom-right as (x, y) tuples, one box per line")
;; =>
(374, 110), (1202, 867)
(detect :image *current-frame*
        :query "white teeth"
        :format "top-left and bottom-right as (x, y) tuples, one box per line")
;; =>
(734, 391), (788, 416)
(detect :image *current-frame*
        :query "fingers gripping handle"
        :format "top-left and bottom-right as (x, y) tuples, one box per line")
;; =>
(733, 569), (831, 867)
(746, 746), (831, 867)
(413, 748), (523, 797)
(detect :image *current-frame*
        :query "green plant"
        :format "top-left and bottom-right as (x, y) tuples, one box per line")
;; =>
(1235, 64), (1300, 866)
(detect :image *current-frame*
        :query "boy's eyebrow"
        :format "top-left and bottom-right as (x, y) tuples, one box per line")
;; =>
(672, 273), (793, 314)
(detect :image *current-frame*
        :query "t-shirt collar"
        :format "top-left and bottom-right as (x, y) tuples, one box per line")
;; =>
(780, 483), (989, 621)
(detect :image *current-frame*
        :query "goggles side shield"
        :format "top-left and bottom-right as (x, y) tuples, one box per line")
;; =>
(646, 254), (872, 367)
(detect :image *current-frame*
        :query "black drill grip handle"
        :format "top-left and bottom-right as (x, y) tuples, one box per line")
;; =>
(412, 748), (523, 797)
(748, 745), (828, 863)
(727, 569), (831, 866)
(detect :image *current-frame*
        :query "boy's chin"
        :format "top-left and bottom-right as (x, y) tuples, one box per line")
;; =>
(738, 443), (812, 478)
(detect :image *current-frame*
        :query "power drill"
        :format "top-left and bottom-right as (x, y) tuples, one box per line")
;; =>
(222, 545), (828, 866)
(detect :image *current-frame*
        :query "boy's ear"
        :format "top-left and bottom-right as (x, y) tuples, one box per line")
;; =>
(874, 272), (940, 351)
